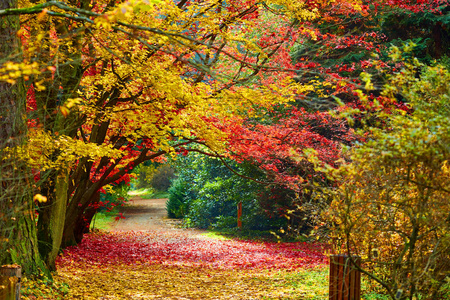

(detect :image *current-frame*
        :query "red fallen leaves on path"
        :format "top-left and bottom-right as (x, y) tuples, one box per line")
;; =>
(56, 231), (328, 270)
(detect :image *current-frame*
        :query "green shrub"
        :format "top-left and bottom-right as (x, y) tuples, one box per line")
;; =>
(166, 178), (189, 218)
(169, 153), (287, 230)
(133, 162), (156, 189)
(212, 216), (236, 229)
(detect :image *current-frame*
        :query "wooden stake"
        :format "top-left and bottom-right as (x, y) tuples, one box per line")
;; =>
(0, 265), (21, 300)
(329, 255), (361, 300)
(237, 201), (242, 229)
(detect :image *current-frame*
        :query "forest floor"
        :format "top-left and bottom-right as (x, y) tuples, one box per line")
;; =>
(46, 197), (329, 299)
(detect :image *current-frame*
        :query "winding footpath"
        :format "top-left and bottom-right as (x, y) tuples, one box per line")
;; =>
(54, 197), (328, 299)
(109, 197), (180, 231)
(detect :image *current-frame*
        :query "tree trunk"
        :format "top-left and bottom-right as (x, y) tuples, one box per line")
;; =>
(0, 0), (46, 275)
(61, 188), (100, 247)
(80, 192), (100, 235)
(36, 170), (69, 271)
(73, 192), (100, 244)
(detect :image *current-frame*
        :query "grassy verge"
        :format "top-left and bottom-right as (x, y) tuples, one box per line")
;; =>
(127, 188), (152, 196)
(200, 227), (308, 243)
(266, 268), (329, 299)
(201, 228), (279, 242)
(139, 190), (169, 199)
(90, 210), (120, 231)
(363, 292), (390, 300)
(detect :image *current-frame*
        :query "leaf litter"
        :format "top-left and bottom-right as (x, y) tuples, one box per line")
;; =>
(53, 230), (328, 299)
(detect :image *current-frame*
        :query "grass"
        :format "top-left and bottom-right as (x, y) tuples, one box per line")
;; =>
(363, 293), (391, 300)
(267, 268), (329, 299)
(200, 227), (309, 243)
(22, 275), (70, 300)
(139, 190), (169, 199)
(90, 210), (119, 231)
(200, 231), (234, 240)
(127, 188), (152, 196)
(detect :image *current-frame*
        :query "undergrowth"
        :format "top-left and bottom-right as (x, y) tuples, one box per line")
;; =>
(21, 275), (69, 300)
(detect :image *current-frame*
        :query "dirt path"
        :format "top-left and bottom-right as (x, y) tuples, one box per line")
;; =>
(108, 196), (206, 237)
(109, 197), (171, 231)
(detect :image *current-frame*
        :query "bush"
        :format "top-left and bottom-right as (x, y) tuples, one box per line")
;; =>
(169, 153), (288, 230)
(328, 60), (450, 299)
(132, 162), (176, 191)
(241, 198), (287, 231)
(133, 163), (156, 190)
(166, 178), (189, 218)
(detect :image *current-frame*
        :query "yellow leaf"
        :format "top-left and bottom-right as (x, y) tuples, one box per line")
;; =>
(33, 194), (47, 203)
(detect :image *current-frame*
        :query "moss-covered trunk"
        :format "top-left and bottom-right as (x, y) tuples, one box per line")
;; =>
(36, 170), (69, 271)
(3, 192), (47, 275)
(0, 0), (46, 275)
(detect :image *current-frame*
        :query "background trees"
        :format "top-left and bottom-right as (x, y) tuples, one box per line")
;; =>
(1, 6), (449, 299)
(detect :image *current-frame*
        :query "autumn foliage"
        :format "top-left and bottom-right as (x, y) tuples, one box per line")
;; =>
(1, 3), (449, 300)
(327, 57), (450, 299)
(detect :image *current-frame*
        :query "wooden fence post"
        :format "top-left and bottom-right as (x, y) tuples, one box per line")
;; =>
(329, 255), (361, 300)
(237, 201), (242, 229)
(0, 265), (21, 300)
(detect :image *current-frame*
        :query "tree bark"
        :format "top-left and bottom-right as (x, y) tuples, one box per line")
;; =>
(0, 0), (46, 275)
(75, 192), (100, 243)
(37, 170), (69, 271)
(61, 186), (100, 247)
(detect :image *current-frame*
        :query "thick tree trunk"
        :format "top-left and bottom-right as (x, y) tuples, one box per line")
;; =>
(0, 194), (47, 275)
(36, 170), (69, 271)
(0, 0), (46, 275)
(71, 192), (100, 245)
(79, 192), (100, 235)
(430, 22), (450, 59)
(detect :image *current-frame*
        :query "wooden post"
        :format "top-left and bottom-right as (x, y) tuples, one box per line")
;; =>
(329, 255), (361, 300)
(0, 265), (21, 300)
(237, 201), (242, 229)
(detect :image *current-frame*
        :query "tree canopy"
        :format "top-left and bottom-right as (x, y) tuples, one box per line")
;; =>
(0, 4), (448, 300)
